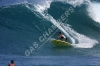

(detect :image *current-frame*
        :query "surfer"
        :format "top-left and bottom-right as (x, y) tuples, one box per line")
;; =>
(8, 60), (16, 66)
(57, 32), (67, 41)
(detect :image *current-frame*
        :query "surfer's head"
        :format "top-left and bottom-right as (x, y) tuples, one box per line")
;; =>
(11, 60), (14, 64)
(59, 32), (62, 34)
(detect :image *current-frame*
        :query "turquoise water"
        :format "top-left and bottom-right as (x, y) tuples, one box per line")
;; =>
(0, 0), (100, 66)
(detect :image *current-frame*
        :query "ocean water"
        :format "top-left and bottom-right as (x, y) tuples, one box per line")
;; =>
(0, 0), (100, 66)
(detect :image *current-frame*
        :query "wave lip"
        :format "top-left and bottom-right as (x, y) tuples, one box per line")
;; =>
(87, 2), (100, 23)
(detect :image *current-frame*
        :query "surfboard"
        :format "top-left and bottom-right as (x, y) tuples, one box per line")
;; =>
(51, 40), (72, 47)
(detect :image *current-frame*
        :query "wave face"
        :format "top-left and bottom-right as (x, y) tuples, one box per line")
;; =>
(0, 0), (100, 56)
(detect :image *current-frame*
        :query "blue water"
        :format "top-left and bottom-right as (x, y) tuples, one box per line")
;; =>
(0, 0), (100, 66)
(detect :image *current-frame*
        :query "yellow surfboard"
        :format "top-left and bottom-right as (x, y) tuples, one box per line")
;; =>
(51, 40), (72, 47)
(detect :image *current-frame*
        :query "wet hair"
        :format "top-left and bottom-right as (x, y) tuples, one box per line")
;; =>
(11, 60), (14, 64)
(59, 32), (62, 34)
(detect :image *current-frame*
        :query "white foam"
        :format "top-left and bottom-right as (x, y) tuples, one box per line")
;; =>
(66, 0), (85, 7)
(60, 23), (98, 48)
(87, 1), (100, 23)
(51, 0), (85, 7)
(34, 0), (86, 13)
(34, 0), (52, 13)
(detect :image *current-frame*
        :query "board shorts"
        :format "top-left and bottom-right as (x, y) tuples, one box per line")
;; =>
(61, 36), (64, 39)
(61, 36), (67, 40)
